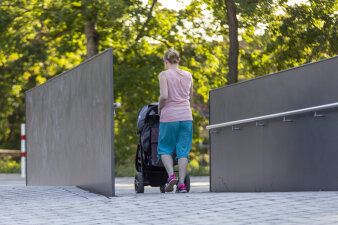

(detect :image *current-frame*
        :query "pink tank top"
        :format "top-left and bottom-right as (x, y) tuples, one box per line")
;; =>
(160, 68), (193, 123)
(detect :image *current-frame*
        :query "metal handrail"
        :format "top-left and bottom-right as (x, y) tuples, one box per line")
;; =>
(206, 102), (338, 130)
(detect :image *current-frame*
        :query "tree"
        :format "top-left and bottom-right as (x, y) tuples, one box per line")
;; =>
(202, 0), (275, 84)
(0, 0), (132, 149)
(241, 0), (338, 76)
(0, 0), (336, 172)
(224, 0), (239, 84)
(0, 0), (45, 149)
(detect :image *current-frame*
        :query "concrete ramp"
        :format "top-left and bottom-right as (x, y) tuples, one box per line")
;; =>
(209, 56), (338, 192)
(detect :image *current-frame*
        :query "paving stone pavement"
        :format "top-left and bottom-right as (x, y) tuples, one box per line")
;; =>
(1, 174), (338, 224)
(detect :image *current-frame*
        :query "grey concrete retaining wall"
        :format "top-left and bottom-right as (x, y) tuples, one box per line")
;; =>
(209, 56), (338, 192)
(25, 49), (114, 196)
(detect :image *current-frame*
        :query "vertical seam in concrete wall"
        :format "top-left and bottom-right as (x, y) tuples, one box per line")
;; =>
(209, 90), (212, 192)
(25, 94), (28, 186)
(109, 48), (115, 196)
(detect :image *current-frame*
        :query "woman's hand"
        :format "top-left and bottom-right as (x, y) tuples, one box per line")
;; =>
(158, 71), (168, 116)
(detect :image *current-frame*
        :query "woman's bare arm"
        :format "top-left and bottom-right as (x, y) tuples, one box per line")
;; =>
(158, 72), (168, 115)
(189, 73), (193, 101)
(189, 78), (193, 101)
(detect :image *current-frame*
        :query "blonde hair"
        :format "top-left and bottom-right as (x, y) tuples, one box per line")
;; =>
(163, 48), (180, 64)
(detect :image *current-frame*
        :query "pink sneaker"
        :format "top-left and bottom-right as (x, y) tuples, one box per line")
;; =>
(176, 183), (187, 193)
(164, 174), (178, 192)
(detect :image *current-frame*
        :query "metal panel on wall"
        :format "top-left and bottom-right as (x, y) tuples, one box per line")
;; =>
(209, 56), (338, 192)
(26, 49), (114, 197)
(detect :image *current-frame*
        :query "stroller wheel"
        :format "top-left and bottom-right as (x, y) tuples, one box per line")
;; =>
(135, 172), (144, 193)
(160, 184), (165, 193)
(184, 173), (190, 192)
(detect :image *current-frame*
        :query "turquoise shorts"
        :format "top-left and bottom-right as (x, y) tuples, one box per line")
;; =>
(157, 121), (193, 160)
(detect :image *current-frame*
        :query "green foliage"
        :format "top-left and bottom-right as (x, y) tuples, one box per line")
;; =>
(115, 164), (136, 177)
(187, 151), (210, 176)
(0, 0), (337, 170)
(0, 156), (21, 173)
(241, 0), (338, 76)
(189, 165), (210, 176)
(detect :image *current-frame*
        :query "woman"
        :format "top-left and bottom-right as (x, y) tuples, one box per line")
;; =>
(158, 48), (193, 193)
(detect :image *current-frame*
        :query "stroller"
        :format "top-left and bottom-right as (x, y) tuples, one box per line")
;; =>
(134, 102), (190, 193)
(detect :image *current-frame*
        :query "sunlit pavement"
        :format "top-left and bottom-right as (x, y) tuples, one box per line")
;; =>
(1, 174), (338, 224)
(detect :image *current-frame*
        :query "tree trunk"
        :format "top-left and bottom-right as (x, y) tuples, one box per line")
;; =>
(85, 21), (99, 59)
(224, 0), (239, 84)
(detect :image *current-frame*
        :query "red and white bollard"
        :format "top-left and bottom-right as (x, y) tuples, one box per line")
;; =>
(21, 123), (26, 178)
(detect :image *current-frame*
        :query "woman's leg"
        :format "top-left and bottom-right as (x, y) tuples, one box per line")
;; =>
(178, 157), (188, 183)
(161, 154), (174, 175)
(176, 121), (193, 184)
(158, 122), (180, 192)
(158, 121), (179, 177)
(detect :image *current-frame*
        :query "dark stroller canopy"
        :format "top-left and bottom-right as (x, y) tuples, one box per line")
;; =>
(137, 102), (158, 134)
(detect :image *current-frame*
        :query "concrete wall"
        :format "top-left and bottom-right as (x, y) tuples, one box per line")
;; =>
(25, 49), (115, 196)
(209, 56), (338, 192)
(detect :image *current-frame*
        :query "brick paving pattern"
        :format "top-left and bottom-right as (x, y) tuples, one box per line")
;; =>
(1, 174), (338, 224)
